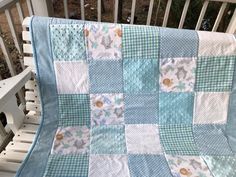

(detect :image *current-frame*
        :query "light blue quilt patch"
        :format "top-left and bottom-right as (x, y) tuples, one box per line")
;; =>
(43, 154), (89, 177)
(90, 125), (126, 154)
(58, 94), (90, 127)
(50, 24), (86, 61)
(160, 27), (198, 58)
(159, 93), (194, 125)
(203, 155), (236, 177)
(89, 60), (123, 93)
(123, 59), (158, 93)
(124, 94), (158, 124)
(159, 125), (199, 155)
(128, 155), (172, 177)
(194, 124), (233, 155)
(122, 25), (159, 60)
(195, 56), (235, 92)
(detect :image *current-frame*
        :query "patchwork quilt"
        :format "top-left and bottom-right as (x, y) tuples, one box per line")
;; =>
(16, 16), (236, 177)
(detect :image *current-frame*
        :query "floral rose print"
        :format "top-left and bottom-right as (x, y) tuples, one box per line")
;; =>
(51, 126), (90, 155)
(160, 58), (196, 92)
(90, 93), (124, 126)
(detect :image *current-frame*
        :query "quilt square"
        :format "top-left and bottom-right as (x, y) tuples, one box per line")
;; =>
(195, 56), (235, 92)
(85, 23), (122, 60)
(90, 93), (124, 126)
(51, 126), (90, 155)
(198, 31), (236, 57)
(123, 59), (158, 93)
(128, 155), (172, 177)
(90, 125), (126, 154)
(125, 124), (162, 154)
(203, 156), (236, 177)
(159, 125), (198, 155)
(160, 28), (198, 58)
(89, 60), (123, 93)
(124, 94), (158, 124)
(160, 58), (196, 92)
(194, 124), (233, 155)
(122, 25), (159, 60)
(58, 94), (90, 127)
(89, 155), (130, 177)
(43, 154), (89, 177)
(194, 92), (229, 124)
(165, 155), (213, 177)
(50, 24), (86, 61)
(54, 61), (89, 94)
(159, 93), (194, 125)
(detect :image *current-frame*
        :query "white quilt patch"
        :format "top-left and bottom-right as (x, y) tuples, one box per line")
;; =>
(125, 124), (162, 154)
(198, 31), (236, 57)
(194, 92), (230, 124)
(89, 155), (130, 177)
(54, 61), (89, 94)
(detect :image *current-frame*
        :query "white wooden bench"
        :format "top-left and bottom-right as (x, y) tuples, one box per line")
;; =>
(0, 1), (236, 175)
(0, 17), (39, 177)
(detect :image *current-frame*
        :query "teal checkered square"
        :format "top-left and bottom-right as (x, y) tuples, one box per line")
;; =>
(50, 24), (86, 61)
(58, 94), (90, 127)
(195, 56), (235, 92)
(90, 125), (126, 154)
(43, 154), (89, 177)
(122, 25), (159, 60)
(159, 93), (194, 125)
(123, 59), (158, 93)
(159, 125), (199, 155)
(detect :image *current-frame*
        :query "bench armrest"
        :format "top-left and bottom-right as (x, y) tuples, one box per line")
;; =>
(0, 67), (32, 109)
(0, 67), (33, 133)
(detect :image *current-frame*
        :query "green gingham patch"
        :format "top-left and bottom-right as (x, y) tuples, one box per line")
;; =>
(43, 154), (89, 177)
(195, 56), (235, 92)
(159, 124), (199, 155)
(122, 25), (159, 60)
(58, 94), (90, 127)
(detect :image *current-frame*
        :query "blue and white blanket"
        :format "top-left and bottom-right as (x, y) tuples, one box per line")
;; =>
(16, 16), (236, 177)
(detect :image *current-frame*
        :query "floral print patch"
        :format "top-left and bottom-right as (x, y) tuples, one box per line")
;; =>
(51, 126), (90, 155)
(90, 94), (124, 126)
(166, 155), (213, 177)
(160, 58), (196, 92)
(85, 23), (122, 60)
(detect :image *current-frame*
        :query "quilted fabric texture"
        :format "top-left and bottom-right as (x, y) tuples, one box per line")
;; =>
(89, 60), (123, 93)
(195, 56), (235, 92)
(123, 59), (158, 93)
(58, 94), (90, 126)
(50, 24), (86, 61)
(85, 23), (122, 60)
(44, 154), (89, 177)
(122, 25), (159, 60)
(24, 17), (236, 177)
(90, 125), (126, 154)
(124, 94), (158, 124)
(160, 28), (198, 58)
(159, 125), (198, 155)
(159, 93), (194, 124)
(194, 124), (233, 155)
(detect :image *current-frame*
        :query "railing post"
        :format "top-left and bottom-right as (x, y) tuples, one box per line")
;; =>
(30, 0), (54, 16)
(226, 8), (236, 34)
